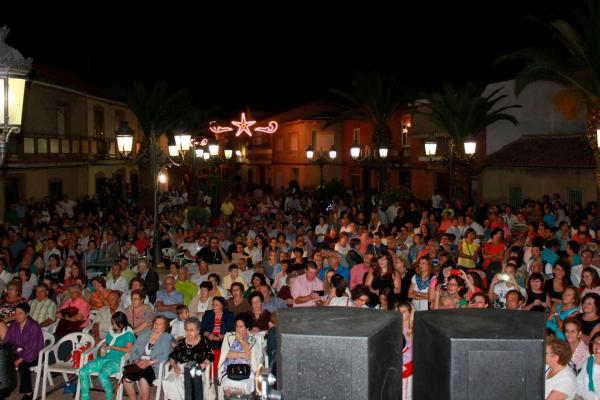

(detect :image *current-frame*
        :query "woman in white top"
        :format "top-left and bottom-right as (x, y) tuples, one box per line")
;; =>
(408, 257), (435, 311)
(545, 338), (576, 400)
(315, 216), (329, 244)
(577, 332), (600, 400)
(326, 273), (352, 307)
(188, 281), (213, 321)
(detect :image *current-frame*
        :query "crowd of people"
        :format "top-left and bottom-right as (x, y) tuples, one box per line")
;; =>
(0, 188), (598, 399)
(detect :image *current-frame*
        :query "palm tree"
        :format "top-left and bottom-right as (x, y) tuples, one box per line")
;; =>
(119, 81), (192, 266)
(329, 67), (416, 206)
(420, 83), (520, 202)
(507, 0), (600, 197)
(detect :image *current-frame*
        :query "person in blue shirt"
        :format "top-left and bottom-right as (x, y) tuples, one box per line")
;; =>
(79, 311), (136, 400)
(319, 252), (350, 283)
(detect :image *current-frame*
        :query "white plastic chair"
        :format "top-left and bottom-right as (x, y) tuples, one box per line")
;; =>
(41, 332), (96, 400)
(216, 331), (265, 399)
(30, 331), (55, 400)
(42, 319), (59, 335)
(74, 338), (130, 400)
(161, 360), (213, 400)
(121, 360), (166, 400)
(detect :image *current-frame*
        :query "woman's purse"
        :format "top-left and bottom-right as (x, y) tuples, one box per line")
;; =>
(226, 363), (251, 381)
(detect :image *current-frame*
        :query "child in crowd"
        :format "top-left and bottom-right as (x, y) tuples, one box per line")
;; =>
(170, 304), (189, 340)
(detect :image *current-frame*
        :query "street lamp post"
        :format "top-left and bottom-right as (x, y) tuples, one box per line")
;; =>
(422, 136), (477, 203)
(306, 145), (337, 210)
(306, 145), (337, 191)
(0, 27), (32, 168)
(349, 140), (388, 215)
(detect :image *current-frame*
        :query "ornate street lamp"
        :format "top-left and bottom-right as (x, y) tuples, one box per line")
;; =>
(208, 138), (219, 157)
(224, 142), (233, 160)
(424, 139), (437, 158)
(328, 145), (337, 160)
(0, 27), (32, 167)
(115, 121), (134, 157)
(464, 136), (477, 156)
(378, 145), (388, 159)
(350, 140), (361, 160)
(306, 145), (314, 160)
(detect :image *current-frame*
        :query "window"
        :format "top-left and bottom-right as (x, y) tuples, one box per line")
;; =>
(568, 188), (583, 210)
(292, 168), (299, 182)
(275, 137), (283, 152)
(94, 107), (105, 137)
(290, 133), (299, 152)
(353, 128), (360, 143)
(509, 185), (522, 210)
(255, 133), (263, 146)
(114, 110), (125, 132)
(57, 104), (70, 136)
(312, 130), (318, 147)
(401, 128), (410, 147)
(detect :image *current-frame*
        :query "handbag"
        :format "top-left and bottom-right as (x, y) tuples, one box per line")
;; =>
(226, 363), (251, 381)
(71, 343), (93, 368)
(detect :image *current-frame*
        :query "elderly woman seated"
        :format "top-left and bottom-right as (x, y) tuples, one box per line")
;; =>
(123, 316), (173, 400)
(162, 317), (213, 400)
(218, 312), (264, 399)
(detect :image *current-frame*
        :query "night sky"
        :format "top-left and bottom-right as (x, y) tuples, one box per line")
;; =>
(2, 1), (575, 116)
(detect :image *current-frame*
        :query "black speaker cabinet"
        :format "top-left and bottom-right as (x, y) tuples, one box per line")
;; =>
(414, 309), (545, 400)
(277, 307), (403, 400)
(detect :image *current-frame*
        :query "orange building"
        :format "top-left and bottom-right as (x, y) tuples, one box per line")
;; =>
(240, 101), (419, 194)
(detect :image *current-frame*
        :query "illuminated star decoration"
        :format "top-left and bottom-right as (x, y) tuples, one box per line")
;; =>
(209, 113), (279, 137)
(231, 113), (256, 137)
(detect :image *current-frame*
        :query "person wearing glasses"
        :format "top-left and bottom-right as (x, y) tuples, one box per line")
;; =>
(351, 285), (371, 308)
(577, 332), (600, 399)
(545, 337), (576, 400)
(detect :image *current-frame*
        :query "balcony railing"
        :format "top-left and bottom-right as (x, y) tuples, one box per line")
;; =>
(6, 134), (126, 163)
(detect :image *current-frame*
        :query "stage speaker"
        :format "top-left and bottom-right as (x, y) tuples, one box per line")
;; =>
(413, 309), (545, 400)
(277, 307), (403, 400)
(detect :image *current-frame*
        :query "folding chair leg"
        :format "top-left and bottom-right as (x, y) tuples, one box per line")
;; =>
(75, 375), (81, 400)
(32, 369), (41, 400)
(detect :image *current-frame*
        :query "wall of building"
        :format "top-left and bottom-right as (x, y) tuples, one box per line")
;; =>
(484, 80), (586, 155)
(24, 82), (88, 136)
(270, 120), (343, 188)
(481, 167), (595, 204)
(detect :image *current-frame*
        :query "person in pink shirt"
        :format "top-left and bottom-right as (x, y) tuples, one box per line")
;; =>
(351, 253), (373, 290)
(55, 284), (90, 339)
(291, 262), (324, 307)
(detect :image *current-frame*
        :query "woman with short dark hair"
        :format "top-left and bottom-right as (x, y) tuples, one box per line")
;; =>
(3, 302), (44, 400)
(79, 311), (135, 400)
(162, 317), (213, 400)
(201, 296), (235, 377)
(220, 312), (260, 398)
(188, 281), (214, 321)
(248, 291), (270, 332)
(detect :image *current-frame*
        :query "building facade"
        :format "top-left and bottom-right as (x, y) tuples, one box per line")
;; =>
(0, 66), (140, 212)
